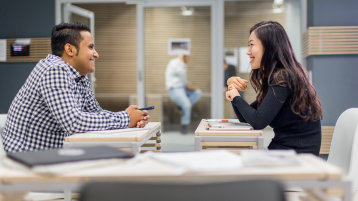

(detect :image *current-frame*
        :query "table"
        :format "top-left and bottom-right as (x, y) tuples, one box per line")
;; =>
(63, 122), (161, 153)
(0, 153), (351, 201)
(194, 120), (264, 153)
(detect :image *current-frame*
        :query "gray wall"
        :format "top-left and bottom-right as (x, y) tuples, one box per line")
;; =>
(306, 0), (358, 125)
(0, 0), (55, 113)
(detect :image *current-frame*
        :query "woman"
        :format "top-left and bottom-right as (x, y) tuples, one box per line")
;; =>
(226, 21), (322, 155)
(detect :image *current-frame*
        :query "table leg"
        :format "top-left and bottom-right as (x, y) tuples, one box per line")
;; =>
(257, 137), (264, 150)
(194, 137), (202, 151)
(64, 189), (72, 201)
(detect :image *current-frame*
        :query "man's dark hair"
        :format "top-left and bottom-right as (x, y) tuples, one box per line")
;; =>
(51, 23), (91, 57)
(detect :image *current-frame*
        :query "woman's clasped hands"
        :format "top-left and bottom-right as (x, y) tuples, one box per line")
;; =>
(225, 77), (249, 101)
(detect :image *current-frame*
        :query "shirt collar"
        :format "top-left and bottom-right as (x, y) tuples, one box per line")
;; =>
(47, 54), (84, 83)
(74, 75), (86, 83)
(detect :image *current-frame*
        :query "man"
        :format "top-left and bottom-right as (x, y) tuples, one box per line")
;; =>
(224, 59), (237, 91)
(2, 23), (148, 152)
(165, 55), (202, 134)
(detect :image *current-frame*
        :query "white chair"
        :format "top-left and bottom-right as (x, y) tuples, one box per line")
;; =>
(0, 113), (6, 133)
(0, 114), (7, 159)
(328, 108), (358, 192)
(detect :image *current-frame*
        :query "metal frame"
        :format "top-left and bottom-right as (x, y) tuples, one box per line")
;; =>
(194, 135), (264, 151)
(63, 3), (95, 36)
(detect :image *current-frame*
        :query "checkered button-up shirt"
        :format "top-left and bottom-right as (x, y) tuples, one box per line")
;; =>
(2, 54), (129, 152)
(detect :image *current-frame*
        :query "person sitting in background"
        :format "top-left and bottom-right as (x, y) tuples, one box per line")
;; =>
(224, 59), (237, 91)
(165, 55), (202, 134)
(2, 23), (149, 153)
(226, 21), (322, 156)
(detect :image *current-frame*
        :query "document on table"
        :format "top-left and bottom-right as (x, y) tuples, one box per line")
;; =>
(205, 122), (253, 131)
(241, 150), (300, 167)
(77, 127), (150, 135)
(65, 127), (151, 142)
(147, 150), (243, 172)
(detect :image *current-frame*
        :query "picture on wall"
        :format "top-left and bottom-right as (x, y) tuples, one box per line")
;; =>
(168, 38), (191, 55)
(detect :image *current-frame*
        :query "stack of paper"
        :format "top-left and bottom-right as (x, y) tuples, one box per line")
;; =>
(205, 121), (253, 131)
(147, 150), (243, 172)
(241, 150), (300, 167)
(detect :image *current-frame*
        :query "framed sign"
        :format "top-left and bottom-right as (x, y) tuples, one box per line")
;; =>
(168, 38), (191, 55)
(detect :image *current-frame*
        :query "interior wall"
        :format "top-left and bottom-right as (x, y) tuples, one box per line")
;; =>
(0, 0), (55, 113)
(306, 0), (358, 125)
(76, 3), (137, 95)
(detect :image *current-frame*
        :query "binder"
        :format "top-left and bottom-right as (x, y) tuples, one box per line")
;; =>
(7, 146), (134, 167)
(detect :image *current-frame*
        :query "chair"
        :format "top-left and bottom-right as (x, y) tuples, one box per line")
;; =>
(328, 108), (358, 191)
(0, 114), (7, 159)
(0, 113), (6, 134)
(79, 179), (286, 201)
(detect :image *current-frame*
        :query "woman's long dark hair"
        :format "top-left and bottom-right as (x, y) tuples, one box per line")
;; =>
(249, 21), (322, 121)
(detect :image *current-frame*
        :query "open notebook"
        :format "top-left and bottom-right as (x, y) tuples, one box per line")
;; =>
(205, 122), (253, 131)
(7, 146), (134, 167)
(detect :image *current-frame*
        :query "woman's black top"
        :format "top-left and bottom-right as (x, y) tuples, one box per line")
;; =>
(231, 85), (321, 156)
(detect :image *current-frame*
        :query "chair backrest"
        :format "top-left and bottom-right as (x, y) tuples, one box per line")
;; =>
(0, 114), (7, 159)
(0, 113), (6, 133)
(328, 108), (358, 190)
(79, 179), (286, 201)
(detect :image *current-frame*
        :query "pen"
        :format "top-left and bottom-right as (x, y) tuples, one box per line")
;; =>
(204, 119), (230, 123)
(138, 106), (155, 110)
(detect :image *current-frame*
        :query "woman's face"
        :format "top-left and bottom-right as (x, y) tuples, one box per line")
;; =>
(247, 31), (264, 69)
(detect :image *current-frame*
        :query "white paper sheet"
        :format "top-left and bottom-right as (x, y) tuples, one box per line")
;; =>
(148, 150), (243, 172)
(77, 127), (150, 135)
(241, 150), (300, 167)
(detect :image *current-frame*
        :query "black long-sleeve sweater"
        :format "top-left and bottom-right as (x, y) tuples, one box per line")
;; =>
(231, 85), (321, 155)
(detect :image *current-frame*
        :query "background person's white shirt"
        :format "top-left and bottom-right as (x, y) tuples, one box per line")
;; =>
(165, 57), (188, 89)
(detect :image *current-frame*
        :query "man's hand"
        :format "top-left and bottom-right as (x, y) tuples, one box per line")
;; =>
(125, 105), (150, 128)
(226, 84), (240, 101)
(227, 76), (249, 91)
(186, 84), (199, 91)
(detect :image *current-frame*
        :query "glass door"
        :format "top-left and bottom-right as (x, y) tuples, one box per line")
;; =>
(137, 1), (224, 119)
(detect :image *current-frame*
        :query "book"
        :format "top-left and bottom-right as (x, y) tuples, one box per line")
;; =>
(205, 122), (253, 131)
(7, 146), (134, 167)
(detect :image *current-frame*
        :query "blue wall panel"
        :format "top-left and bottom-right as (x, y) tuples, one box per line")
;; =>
(307, 0), (358, 125)
(0, 0), (55, 113)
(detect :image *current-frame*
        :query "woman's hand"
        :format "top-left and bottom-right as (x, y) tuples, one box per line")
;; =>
(226, 84), (240, 101)
(227, 76), (248, 91)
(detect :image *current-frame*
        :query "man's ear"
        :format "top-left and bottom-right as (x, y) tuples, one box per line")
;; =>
(63, 43), (77, 57)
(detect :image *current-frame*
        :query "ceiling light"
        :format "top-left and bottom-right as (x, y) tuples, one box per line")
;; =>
(272, 0), (284, 13)
(181, 7), (194, 16)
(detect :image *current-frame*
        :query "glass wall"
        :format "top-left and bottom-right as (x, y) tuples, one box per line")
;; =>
(144, 6), (211, 131)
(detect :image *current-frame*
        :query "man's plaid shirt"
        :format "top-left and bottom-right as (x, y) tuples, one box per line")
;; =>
(2, 54), (129, 152)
